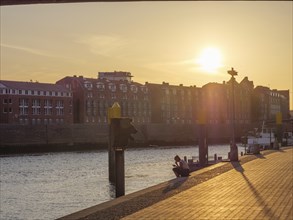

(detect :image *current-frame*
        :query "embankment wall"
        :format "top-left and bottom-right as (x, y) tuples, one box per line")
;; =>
(0, 123), (262, 154)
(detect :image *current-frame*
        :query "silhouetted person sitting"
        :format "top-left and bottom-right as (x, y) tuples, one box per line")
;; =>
(172, 155), (190, 177)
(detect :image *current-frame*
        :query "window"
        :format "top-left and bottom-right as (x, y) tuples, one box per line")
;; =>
(130, 85), (138, 93)
(108, 83), (116, 92)
(56, 108), (64, 115)
(99, 94), (105, 99)
(111, 93), (116, 99)
(32, 99), (41, 107)
(32, 99), (41, 115)
(44, 99), (52, 107)
(84, 81), (93, 89)
(19, 107), (28, 115)
(141, 86), (148, 93)
(19, 98), (29, 115)
(120, 84), (127, 92)
(87, 92), (93, 98)
(56, 100), (64, 115)
(44, 99), (53, 115)
(44, 108), (52, 115)
(97, 83), (105, 90)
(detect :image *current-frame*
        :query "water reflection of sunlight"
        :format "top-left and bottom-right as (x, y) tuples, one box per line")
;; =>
(1, 144), (236, 220)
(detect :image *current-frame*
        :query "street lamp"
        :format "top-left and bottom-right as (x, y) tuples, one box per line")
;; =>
(228, 67), (239, 161)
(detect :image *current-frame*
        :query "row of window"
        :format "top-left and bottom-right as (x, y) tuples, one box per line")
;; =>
(2, 107), (68, 116)
(162, 88), (193, 96)
(2, 98), (67, 107)
(86, 93), (149, 100)
(86, 109), (151, 117)
(84, 116), (151, 124)
(19, 118), (65, 125)
(83, 81), (148, 94)
(1, 89), (71, 97)
(86, 100), (150, 109)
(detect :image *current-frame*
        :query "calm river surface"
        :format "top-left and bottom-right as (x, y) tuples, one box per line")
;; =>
(0, 145), (245, 220)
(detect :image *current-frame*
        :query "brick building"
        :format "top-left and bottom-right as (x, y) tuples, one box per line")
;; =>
(56, 71), (151, 124)
(227, 76), (254, 125)
(201, 77), (254, 125)
(201, 82), (229, 124)
(252, 86), (290, 122)
(1, 72), (289, 128)
(146, 82), (199, 124)
(0, 80), (73, 124)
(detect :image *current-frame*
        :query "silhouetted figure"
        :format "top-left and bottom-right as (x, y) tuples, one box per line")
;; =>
(172, 155), (190, 177)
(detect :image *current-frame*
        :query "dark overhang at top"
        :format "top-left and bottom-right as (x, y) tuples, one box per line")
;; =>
(0, 0), (241, 6)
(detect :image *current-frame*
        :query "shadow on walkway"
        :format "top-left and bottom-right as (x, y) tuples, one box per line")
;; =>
(255, 153), (266, 159)
(232, 161), (277, 219)
(162, 176), (189, 194)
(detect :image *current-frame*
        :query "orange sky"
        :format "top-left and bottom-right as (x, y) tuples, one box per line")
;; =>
(1, 1), (292, 108)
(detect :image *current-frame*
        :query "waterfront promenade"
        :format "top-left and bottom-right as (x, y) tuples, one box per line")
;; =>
(60, 147), (293, 220)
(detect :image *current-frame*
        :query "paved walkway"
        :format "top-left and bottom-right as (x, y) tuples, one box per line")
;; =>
(123, 148), (293, 220)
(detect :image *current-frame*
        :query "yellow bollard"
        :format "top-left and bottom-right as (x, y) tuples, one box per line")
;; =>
(108, 102), (121, 124)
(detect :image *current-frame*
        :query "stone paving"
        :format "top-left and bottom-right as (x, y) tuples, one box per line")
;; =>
(123, 148), (293, 220)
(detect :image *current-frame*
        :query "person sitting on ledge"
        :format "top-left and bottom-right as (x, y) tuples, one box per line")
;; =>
(172, 155), (190, 177)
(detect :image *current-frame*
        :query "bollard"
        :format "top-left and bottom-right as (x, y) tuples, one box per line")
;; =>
(115, 148), (125, 198)
(188, 159), (193, 164)
(198, 124), (208, 166)
(108, 103), (121, 183)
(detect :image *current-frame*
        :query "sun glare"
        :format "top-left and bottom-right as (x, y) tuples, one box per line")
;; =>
(196, 47), (223, 73)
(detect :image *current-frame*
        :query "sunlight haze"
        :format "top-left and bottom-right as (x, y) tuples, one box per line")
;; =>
(0, 1), (292, 108)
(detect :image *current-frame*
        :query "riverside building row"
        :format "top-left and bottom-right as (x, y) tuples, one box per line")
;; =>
(0, 71), (290, 125)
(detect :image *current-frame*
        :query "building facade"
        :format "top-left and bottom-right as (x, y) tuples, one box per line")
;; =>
(146, 82), (199, 124)
(0, 80), (73, 124)
(1, 72), (290, 128)
(201, 82), (229, 124)
(200, 77), (254, 125)
(56, 72), (151, 124)
(252, 86), (290, 122)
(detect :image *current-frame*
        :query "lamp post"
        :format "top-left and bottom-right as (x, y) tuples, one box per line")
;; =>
(228, 67), (238, 161)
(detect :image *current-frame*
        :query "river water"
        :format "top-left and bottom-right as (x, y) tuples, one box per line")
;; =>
(0, 145), (245, 220)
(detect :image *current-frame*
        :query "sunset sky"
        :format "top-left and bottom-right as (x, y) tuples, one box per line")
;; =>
(0, 1), (292, 108)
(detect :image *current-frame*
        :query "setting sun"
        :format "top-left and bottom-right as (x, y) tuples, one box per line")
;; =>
(196, 47), (223, 73)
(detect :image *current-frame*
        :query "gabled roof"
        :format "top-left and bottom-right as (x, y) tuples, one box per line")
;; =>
(0, 80), (70, 92)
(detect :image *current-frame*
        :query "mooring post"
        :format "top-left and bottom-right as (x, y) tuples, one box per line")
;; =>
(115, 148), (125, 197)
(108, 120), (116, 183)
(108, 102), (121, 183)
(198, 110), (208, 167)
(275, 112), (283, 150)
(107, 111), (137, 197)
(198, 124), (208, 166)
